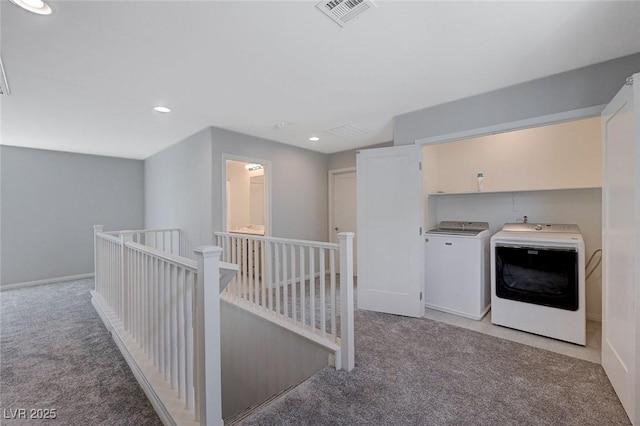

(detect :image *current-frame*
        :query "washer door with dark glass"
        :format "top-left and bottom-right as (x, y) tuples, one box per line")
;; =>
(494, 245), (578, 311)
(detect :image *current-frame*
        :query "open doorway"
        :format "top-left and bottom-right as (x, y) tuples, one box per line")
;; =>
(223, 157), (271, 236)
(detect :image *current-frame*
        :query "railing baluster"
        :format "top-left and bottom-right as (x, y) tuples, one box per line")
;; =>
(261, 240), (266, 311)
(164, 261), (171, 381)
(185, 270), (194, 410)
(157, 259), (163, 372)
(248, 239), (254, 304)
(255, 240), (260, 307)
(244, 238), (249, 303)
(171, 264), (178, 389)
(309, 246), (315, 333)
(291, 244), (296, 323)
(275, 242), (280, 318)
(320, 248), (326, 337)
(177, 267), (186, 399)
(283, 243), (288, 320)
(330, 248), (337, 341)
(300, 245), (305, 329)
(267, 241), (272, 313)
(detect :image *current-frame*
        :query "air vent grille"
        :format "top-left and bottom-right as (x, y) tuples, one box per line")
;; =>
(324, 123), (369, 139)
(0, 56), (10, 96)
(316, 0), (376, 27)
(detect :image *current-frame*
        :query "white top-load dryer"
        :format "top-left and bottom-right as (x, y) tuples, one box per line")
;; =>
(424, 221), (491, 320)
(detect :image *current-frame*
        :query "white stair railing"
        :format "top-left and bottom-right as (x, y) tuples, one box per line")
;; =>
(214, 231), (355, 371)
(92, 225), (237, 426)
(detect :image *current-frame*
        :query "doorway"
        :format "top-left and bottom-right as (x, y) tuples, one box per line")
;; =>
(223, 157), (271, 236)
(329, 167), (357, 275)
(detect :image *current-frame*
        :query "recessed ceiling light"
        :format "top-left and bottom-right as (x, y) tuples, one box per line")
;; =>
(153, 106), (171, 113)
(9, 0), (52, 15)
(309, 136), (320, 141)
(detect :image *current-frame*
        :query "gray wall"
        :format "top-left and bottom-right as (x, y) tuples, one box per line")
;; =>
(145, 127), (330, 251)
(220, 300), (330, 419)
(0, 146), (144, 286)
(394, 53), (640, 145)
(211, 127), (329, 242)
(327, 141), (393, 171)
(145, 128), (213, 259)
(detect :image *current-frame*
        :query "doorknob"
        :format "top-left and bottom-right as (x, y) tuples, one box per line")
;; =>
(335, 227), (339, 231)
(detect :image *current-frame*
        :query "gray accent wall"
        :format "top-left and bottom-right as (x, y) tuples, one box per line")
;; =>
(210, 127), (329, 241)
(144, 128), (213, 258)
(394, 53), (640, 145)
(327, 141), (393, 171)
(145, 127), (330, 252)
(0, 146), (144, 286)
(221, 300), (330, 419)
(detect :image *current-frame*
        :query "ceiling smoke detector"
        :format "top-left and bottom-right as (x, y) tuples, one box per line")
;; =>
(0, 57), (10, 96)
(316, 0), (377, 27)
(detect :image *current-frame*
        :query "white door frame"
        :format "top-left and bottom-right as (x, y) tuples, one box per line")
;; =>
(328, 167), (356, 244)
(221, 154), (273, 236)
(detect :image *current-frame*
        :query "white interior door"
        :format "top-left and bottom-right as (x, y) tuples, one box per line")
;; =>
(331, 170), (357, 274)
(602, 74), (638, 425)
(357, 145), (424, 317)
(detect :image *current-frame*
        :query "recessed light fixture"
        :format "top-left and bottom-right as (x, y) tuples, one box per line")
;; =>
(153, 106), (171, 113)
(9, 0), (52, 15)
(309, 136), (320, 141)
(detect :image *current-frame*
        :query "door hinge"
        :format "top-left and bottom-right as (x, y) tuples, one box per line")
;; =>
(420, 291), (423, 301)
(419, 227), (422, 235)
(419, 161), (422, 171)
(626, 76), (634, 86)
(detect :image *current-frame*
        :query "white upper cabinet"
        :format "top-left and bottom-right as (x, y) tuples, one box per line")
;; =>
(423, 116), (602, 195)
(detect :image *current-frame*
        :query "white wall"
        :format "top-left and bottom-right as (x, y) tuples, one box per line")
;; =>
(1, 146), (144, 285)
(425, 117), (602, 193)
(145, 128), (213, 258)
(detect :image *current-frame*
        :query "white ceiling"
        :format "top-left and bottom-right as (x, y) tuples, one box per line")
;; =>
(1, 1), (639, 160)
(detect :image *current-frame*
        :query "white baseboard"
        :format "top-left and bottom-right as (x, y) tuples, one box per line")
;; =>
(1, 273), (95, 292)
(91, 293), (199, 426)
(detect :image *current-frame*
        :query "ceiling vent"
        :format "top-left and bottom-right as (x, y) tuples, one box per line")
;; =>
(316, 0), (376, 27)
(0, 56), (10, 96)
(324, 123), (369, 139)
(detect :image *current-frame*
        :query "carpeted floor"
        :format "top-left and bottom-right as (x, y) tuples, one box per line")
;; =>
(0, 279), (161, 426)
(242, 310), (630, 426)
(0, 279), (631, 426)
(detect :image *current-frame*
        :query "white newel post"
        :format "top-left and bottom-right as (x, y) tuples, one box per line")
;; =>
(93, 225), (104, 292)
(338, 232), (355, 372)
(193, 246), (223, 426)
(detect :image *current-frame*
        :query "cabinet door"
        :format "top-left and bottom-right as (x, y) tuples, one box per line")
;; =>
(601, 74), (638, 425)
(357, 145), (424, 317)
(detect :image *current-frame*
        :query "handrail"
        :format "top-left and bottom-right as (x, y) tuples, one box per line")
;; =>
(125, 240), (197, 272)
(215, 231), (339, 250)
(96, 232), (123, 244)
(103, 227), (181, 235)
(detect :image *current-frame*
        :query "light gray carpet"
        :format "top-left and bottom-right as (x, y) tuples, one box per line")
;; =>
(242, 309), (630, 426)
(0, 279), (161, 426)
